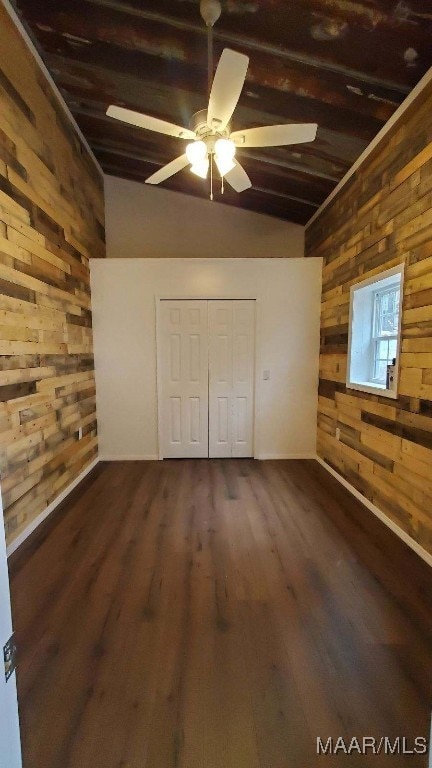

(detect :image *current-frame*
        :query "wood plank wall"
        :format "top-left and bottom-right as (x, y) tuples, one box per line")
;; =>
(0, 4), (105, 547)
(306, 80), (432, 558)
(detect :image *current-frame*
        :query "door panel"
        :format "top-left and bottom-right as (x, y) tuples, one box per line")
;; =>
(189, 335), (201, 381)
(209, 301), (232, 457)
(170, 397), (181, 444)
(170, 335), (181, 381)
(189, 397), (201, 443)
(159, 300), (208, 458)
(217, 397), (229, 444)
(209, 300), (255, 458)
(235, 396), (247, 444)
(232, 301), (255, 457)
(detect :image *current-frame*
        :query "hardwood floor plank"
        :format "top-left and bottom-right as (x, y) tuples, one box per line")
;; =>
(9, 458), (432, 768)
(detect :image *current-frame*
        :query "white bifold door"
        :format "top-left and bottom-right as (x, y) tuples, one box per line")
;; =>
(208, 300), (255, 458)
(159, 300), (209, 458)
(159, 299), (255, 458)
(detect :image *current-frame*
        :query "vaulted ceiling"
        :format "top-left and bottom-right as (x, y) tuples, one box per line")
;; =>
(12, 0), (432, 224)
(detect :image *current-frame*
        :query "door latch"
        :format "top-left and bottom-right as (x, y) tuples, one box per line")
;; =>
(3, 634), (17, 682)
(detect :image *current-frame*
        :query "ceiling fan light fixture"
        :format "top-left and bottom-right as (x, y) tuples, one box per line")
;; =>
(215, 155), (235, 177)
(215, 138), (236, 160)
(190, 157), (209, 179)
(186, 140), (207, 166)
(215, 138), (236, 176)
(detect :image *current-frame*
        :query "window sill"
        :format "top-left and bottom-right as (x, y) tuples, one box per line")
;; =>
(346, 380), (398, 399)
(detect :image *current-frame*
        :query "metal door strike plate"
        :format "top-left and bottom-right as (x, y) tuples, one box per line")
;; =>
(3, 634), (17, 682)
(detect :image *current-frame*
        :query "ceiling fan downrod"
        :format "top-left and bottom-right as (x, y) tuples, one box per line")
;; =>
(200, 0), (222, 97)
(200, 0), (222, 199)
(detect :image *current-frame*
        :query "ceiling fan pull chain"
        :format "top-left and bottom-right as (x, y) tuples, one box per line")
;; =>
(210, 153), (214, 201)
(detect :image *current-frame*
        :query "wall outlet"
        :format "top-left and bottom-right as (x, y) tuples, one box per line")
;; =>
(78, 427), (83, 440)
(336, 426), (341, 441)
(263, 369), (270, 380)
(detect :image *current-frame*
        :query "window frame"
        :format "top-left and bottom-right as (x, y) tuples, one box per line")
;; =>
(346, 263), (404, 400)
(371, 283), (400, 385)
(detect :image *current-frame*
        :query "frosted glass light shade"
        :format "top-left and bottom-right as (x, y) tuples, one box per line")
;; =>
(215, 138), (236, 160)
(214, 138), (236, 177)
(215, 156), (235, 176)
(190, 157), (209, 179)
(186, 140), (207, 165)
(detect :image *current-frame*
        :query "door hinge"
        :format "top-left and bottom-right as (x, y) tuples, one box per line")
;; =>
(3, 634), (17, 682)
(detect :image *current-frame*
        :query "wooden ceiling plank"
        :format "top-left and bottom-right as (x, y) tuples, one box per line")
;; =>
(61, 0), (430, 90)
(12, 0), (432, 224)
(42, 47), (380, 147)
(14, 0), (411, 120)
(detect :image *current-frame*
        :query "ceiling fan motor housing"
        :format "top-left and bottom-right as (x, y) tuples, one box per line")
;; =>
(200, 0), (222, 27)
(190, 109), (231, 139)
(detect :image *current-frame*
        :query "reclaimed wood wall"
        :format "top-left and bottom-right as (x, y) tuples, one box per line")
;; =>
(306, 79), (432, 557)
(0, 4), (105, 547)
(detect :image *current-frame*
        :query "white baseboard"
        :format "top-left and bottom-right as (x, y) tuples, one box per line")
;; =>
(258, 452), (317, 460)
(102, 453), (316, 461)
(100, 454), (319, 461)
(316, 456), (432, 569)
(100, 454), (160, 461)
(7, 457), (100, 558)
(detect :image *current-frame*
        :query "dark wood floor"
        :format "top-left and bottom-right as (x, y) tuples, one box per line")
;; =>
(9, 459), (432, 768)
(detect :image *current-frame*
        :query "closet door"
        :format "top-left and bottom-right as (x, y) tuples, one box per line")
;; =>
(209, 300), (255, 458)
(159, 300), (209, 458)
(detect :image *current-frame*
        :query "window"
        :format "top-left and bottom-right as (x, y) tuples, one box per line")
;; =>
(372, 285), (400, 384)
(347, 265), (404, 399)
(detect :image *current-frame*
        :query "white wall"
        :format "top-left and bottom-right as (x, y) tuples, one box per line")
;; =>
(90, 258), (322, 460)
(105, 175), (305, 260)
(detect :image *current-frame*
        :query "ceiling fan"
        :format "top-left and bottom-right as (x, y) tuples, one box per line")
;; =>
(106, 0), (318, 198)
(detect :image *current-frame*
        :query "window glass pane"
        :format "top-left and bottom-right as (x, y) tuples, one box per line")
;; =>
(377, 339), (389, 359)
(377, 286), (400, 336)
(388, 339), (397, 360)
(382, 311), (398, 335)
(374, 359), (388, 383)
(381, 315), (397, 335)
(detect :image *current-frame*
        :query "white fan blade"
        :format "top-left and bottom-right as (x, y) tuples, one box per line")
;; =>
(207, 49), (249, 131)
(224, 160), (252, 193)
(146, 154), (190, 185)
(231, 123), (318, 147)
(107, 105), (195, 140)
